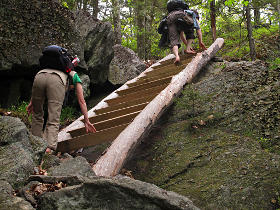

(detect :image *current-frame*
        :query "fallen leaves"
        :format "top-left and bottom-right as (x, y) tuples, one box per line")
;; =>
(121, 169), (134, 179)
(33, 163), (48, 176)
(0, 109), (12, 116)
(28, 182), (67, 196)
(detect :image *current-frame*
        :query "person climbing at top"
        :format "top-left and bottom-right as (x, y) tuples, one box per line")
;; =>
(180, 9), (207, 54)
(166, 0), (207, 64)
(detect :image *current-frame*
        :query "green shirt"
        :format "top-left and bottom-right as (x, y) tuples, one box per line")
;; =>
(73, 73), (82, 86)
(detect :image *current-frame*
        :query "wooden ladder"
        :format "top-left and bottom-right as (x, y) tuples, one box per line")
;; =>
(57, 38), (224, 177)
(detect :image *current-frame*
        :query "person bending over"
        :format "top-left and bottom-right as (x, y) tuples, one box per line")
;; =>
(27, 45), (96, 154)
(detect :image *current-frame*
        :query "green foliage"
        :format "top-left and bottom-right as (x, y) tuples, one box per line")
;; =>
(59, 0), (75, 10)
(61, 2), (69, 8)
(10, 101), (29, 114)
(2, 101), (78, 129)
(5, 101), (32, 128)
(269, 58), (280, 70)
(56, 0), (280, 62)
(258, 137), (280, 154)
(60, 106), (77, 123)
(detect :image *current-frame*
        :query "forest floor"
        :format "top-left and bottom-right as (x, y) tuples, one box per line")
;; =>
(123, 60), (280, 209)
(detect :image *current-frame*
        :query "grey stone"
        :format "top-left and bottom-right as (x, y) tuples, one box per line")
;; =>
(109, 44), (146, 85)
(0, 116), (47, 189)
(37, 176), (199, 210)
(48, 156), (96, 178)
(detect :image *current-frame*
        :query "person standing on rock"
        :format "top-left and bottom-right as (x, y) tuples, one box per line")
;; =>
(26, 45), (96, 154)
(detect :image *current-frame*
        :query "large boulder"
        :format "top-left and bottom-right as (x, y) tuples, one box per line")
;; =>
(0, 0), (114, 107)
(0, 116), (47, 189)
(36, 176), (199, 210)
(109, 44), (146, 85)
(14, 156), (200, 209)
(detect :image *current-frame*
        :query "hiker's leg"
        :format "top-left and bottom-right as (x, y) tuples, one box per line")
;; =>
(31, 73), (47, 138)
(183, 27), (196, 54)
(172, 45), (180, 63)
(44, 73), (65, 150)
(180, 31), (188, 47)
(167, 11), (184, 63)
(186, 39), (195, 53)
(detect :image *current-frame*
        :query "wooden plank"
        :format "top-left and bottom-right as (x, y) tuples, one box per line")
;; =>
(94, 95), (156, 115)
(127, 74), (173, 88)
(87, 103), (148, 123)
(92, 38), (225, 177)
(135, 69), (182, 84)
(56, 124), (129, 153)
(69, 111), (141, 137)
(144, 65), (185, 77)
(105, 83), (168, 106)
(116, 76), (172, 96)
(158, 53), (195, 66)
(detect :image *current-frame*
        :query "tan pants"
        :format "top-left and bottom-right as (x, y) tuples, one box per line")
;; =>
(31, 72), (65, 150)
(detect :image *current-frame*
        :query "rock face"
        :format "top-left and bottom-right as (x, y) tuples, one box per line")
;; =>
(124, 60), (280, 209)
(0, 116), (47, 189)
(0, 0), (114, 107)
(109, 44), (147, 85)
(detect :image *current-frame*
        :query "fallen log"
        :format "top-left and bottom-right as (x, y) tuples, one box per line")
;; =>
(93, 38), (224, 177)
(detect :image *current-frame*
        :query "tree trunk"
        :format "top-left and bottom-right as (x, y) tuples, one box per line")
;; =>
(135, 0), (145, 59)
(210, 0), (217, 41)
(91, 0), (99, 19)
(245, 3), (256, 61)
(82, 0), (88, 11)
(144, 0), (156, 60)
(277, 0), (280, 32)
(112, 0), (122, 44)
(253, 7), (260, 26)
(92, 38), (225, 177)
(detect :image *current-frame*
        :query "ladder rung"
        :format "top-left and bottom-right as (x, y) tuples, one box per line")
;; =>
(95, 95), (157, 115)
(69, 111), (140, 137)
(105, 84), (168, 106)
(57, 124), (129, 153)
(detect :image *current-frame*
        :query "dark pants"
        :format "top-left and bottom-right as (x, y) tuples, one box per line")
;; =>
(167, 10), (195, 48)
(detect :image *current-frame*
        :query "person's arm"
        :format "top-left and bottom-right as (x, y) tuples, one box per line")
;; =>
(75, 83), (97, 133)
(26, 100), (33, 115)
(196, 28), (207, 50)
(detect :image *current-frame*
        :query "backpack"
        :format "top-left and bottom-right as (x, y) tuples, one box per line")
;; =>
(39, 45), (74, 73)
(167, 0), (189, 13)
(158, 16), (168, 34)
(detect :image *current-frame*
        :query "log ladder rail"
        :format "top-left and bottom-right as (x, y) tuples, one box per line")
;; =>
(57, 38), (224, 177)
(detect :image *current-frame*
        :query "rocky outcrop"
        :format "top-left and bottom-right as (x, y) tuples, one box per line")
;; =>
(109, 44), (146, 85)
(124, 60), (280, 209)
(0, 116), (47, 189)
(0, 0), (114, 107)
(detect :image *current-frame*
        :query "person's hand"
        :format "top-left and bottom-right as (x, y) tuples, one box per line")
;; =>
(199, 42), (207, 50)
(26, 101), (33, 115)
(84, 120), (97, 133)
